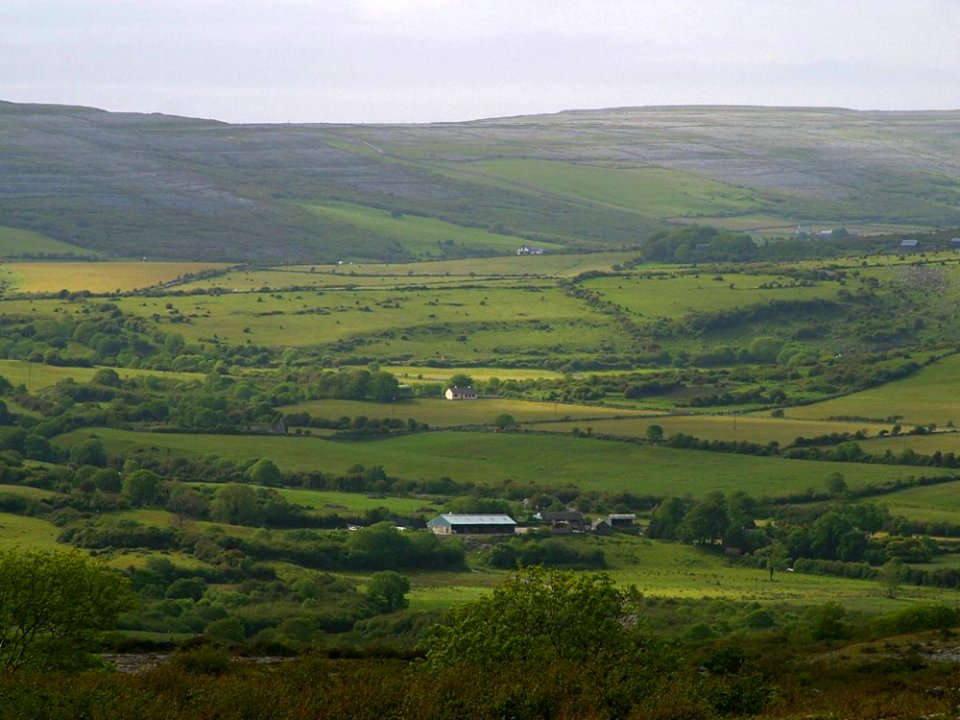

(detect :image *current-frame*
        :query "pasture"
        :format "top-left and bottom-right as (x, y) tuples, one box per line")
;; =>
(583, 271), (842, 320)
(176, 252), (641, 293)
(6, 261), (230, 293)
(0, 512), (60, 550)
(281, 397), (647, 427)
(0, 359), (202, 391)
(113, 284), (624, 358)
(867, 480), (960, 525)
(436, 159), (759, 218)
(300, 201), (562, 257)
(52, 427), (938, 499)
(0, 226), (94, 258)
(786, 353), (960, 426)
(533, 414), (892, 446)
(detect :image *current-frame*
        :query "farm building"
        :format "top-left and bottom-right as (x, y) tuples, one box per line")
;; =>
(536, 510), (585, 532)
(444, 386), (478, 400)
(900, 239), (919, 249)
(608, 513), (637, 528)
(950, 238), (960, 248)
(427, 513), (517, 535)
(516, 244), (545, 255)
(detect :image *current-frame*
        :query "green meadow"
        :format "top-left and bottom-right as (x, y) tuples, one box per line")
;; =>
(436, 159), (760, 218)
(0, 225), (94, 258)
(787, 353), (960, 426)
(583, 272), (842, 319)
(535, 414), (891, 446)
(0, 359), (201, 391)
(301, 201), (562, 258)
(868, 481), (960, 525)
(6, 261), (229, 293)
(0, 511), (60, 550)
(53, 427), (934, 498)
(282, 397), (645, 427)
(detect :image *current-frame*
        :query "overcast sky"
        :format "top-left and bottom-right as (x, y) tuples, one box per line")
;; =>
(2, 0), (958, 124)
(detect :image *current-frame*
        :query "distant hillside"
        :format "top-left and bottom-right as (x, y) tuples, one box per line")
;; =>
(1, 101), (959, 262)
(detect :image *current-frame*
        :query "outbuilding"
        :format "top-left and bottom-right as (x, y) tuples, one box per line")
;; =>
(427, 513), (517, 535)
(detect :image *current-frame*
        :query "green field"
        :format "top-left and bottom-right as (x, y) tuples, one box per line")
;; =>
(866, 480), (960, 524)
(0, 226), (94, 259)
(437, 159), (760, 218)
(176, 253), (642, 293)
(301, 201), (563, 258)
(0, 512), (60, 550)
(0, 359), (202, 391)
(7, 261), (230, 293)
(53, 427), (937, 499)
(534, 415), (892, 445)
(787, 354), (960, 426)
(584, 271), (842, 319)
(111, 284), (623, 359)
(282, 397), (646, 427)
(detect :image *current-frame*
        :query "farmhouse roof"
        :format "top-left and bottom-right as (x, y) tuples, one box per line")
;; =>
(427, 513), (516, 526)
(900, 239), (919, 247)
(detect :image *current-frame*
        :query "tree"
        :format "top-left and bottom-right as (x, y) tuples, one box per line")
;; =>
(494, 413), (516, 431)
(679, 492), (728, 545)
(447, 373), (473, 389)
(0, 549), (133, 673)
(646, 424), (664, 443)
(826, 472), (848, 497)
(210, 484), (262, 526)
(123, 469), (161, 506)
(246, 458), (282, 487)
(879, 559), (903, 599)
(366, 571), (411, 613)
(69, 438), (107, 467)
(423, 566), (642, 669)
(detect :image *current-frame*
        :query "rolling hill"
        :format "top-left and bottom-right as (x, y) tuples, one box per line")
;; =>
(1, 101), (959, 262)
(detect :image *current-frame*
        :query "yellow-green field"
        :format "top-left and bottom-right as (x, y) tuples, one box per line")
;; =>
(787, 354), (960, 426)
(387, 366), (567, 384)
(175, 252), (641, 293)
(532, 414), (891, 446)
(866, 481), (960, 524)
(109, 284), (618, 351)
(0, 359), (202, 391)
(282, 397), (647, 427)
(584, 272), (842, 319)
(0, 512), (60, 550)
(7, 261), (230, 293)
(0, 226), (94, 258)
(437, 159), (758, 217)
(0, 484), (63, 500)
(301, 201), (564, 257)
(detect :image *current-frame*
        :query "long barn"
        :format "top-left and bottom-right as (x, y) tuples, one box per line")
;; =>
(427, 513), (517, 535)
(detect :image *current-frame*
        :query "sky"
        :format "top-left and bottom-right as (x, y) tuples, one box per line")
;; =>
(2, 0), (958, 124)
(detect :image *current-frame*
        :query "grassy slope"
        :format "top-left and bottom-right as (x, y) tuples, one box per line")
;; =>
(435, 159), (760, 217)
(787, 353), (960, 426)
(7, 262), (230, 293)
(53, 428), (936, 498)
(300, 202), (563, 258)
(0, 226), (94, 258)
(281, 397), (648, 426)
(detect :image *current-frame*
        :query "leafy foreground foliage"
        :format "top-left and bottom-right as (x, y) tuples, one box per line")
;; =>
(6, 568), (960, 719)
(0, 549), (132, 673)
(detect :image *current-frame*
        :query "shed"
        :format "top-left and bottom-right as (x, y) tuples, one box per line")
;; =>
(900, 239), (919, 249)
(427, 513), (516, 535)
(608, 513), (636, 528)
(537, 510), (585, 531)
